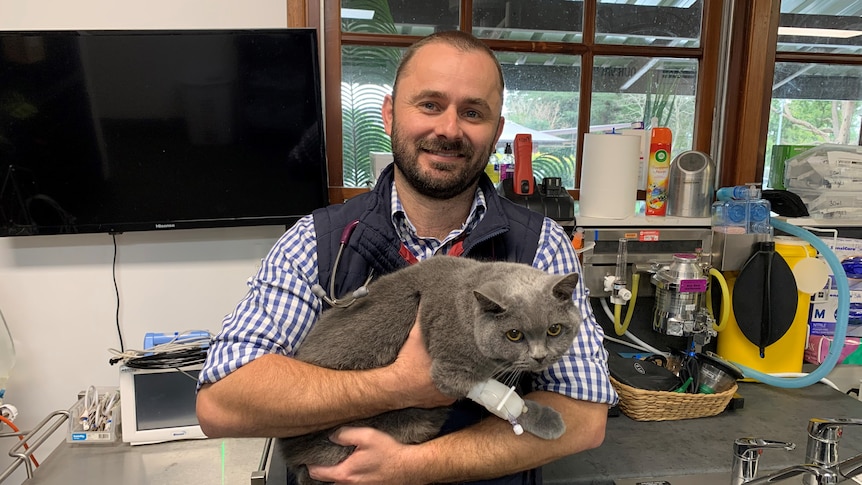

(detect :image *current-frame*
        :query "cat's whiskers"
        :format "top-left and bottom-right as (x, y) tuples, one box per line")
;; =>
(490, 367), (524, 389)
(503, 370), (523, 388)
(488, 361), (511, 378)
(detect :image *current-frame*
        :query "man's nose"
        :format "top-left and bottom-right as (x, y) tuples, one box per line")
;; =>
(434, 106), (464, 140)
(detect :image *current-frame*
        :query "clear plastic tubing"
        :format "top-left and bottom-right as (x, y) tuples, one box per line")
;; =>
(615, 238), (628, 284)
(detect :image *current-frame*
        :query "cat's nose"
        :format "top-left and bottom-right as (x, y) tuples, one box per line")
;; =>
(531, 354), (548, 366)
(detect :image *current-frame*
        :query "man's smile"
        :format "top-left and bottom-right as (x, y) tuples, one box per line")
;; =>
(422, 148), (465, 159)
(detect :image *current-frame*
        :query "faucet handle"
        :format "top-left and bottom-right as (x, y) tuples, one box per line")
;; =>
(808, 417), (862, 439)
(732, 438), (796, 485)
(734, 437), (796, 459)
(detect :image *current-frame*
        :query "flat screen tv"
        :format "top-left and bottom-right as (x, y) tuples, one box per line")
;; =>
(0, 29), (329, 236)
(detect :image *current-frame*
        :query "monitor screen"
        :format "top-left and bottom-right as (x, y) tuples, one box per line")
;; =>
(134, 369), (200, 431)
(0, 29), (329, 236)
(119, 364), (207, 445)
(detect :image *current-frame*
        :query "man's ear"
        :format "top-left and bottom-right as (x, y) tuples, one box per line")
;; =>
(382, 94), (394, 136)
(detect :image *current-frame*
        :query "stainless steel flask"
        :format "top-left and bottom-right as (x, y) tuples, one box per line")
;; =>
(666, 151), (715, 218)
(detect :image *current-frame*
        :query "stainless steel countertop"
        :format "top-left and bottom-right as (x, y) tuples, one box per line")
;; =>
(543, 381), (862, 484)
(21, 437), (265, 485)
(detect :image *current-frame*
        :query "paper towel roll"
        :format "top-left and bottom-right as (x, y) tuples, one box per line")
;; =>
(619, 128), (648, 191)
(579, 133), (641, 219)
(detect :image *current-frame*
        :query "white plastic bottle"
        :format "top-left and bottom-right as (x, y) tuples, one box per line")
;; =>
(0, 311), (15, 402)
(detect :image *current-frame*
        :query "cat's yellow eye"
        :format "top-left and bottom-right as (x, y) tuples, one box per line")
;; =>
(505, 329), (524, 342)
(547, 324), (563, 337)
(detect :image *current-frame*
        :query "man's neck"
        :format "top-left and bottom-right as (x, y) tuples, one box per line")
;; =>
(393, 174), (476, 241)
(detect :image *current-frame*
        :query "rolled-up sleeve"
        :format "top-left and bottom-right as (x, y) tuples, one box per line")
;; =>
(198, 215), (322, 387)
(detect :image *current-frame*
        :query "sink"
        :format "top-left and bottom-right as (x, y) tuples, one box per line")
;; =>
(612, 472), (810, 484)
(613, 473), (728, 485)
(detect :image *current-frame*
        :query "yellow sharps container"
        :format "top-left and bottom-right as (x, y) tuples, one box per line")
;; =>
(717, 237), (815, 375)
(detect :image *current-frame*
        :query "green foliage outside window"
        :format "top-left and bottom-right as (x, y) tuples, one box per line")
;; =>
(341, 0), (399, 187)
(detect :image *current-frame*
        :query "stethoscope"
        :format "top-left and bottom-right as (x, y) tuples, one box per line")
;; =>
(310, 219), (468, 308)
(310, 220), (374, 308)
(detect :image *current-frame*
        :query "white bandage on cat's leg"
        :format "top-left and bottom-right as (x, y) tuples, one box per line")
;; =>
(466, 379), (528, 435)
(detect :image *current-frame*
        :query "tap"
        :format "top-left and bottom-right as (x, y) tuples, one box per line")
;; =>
(731, 437), (839, 485)
(732, 437), (795, 485)
(804, 417), (862, 485)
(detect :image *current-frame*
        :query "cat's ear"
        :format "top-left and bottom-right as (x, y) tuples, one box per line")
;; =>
(473, 289), (507, 315)
(552, 273), (580, 301)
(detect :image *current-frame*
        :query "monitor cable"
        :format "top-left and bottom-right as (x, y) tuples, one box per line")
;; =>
(111, 232), (124, 353)
(108, 330), (213, 378)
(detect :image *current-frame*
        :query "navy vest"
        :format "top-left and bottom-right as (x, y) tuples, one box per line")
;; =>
(312, 164), (543, 301)
(309, 164), (547, 484)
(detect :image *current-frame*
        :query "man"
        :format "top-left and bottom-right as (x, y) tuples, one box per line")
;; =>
(197, 30), (617, 484)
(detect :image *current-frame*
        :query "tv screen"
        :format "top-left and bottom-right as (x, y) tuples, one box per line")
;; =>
(0, 29), (329, 236)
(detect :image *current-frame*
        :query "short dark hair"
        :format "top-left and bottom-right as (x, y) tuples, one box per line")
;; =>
(392, 30), (505, 101)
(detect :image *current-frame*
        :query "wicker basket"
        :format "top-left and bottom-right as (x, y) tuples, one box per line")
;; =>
(610, 376), (737, 421)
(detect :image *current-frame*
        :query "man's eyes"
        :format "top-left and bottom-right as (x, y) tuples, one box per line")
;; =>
(418, 102), (484, 119)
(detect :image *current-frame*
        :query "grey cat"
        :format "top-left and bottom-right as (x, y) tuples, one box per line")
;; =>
(278, 255), (582, 485)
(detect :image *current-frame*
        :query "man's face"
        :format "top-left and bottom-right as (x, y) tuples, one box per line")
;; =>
(382, 42), (504, 200)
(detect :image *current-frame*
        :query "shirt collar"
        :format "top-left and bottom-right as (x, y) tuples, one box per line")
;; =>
(390, 181), (487, 246)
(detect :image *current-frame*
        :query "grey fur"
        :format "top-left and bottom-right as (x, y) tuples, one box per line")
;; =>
(278, 256), (582, 485)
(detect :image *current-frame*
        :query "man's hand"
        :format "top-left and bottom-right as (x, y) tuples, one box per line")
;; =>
(385, 312), (455, 409)
(307, 427), (428, 485)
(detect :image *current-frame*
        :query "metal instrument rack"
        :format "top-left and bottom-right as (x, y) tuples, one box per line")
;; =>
(0, 409), (70, 483)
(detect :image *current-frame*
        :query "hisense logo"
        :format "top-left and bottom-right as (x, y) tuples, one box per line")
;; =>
(155, 223), (176, 229)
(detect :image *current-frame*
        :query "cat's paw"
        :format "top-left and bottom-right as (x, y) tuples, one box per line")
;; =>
(519, 400), (566, 440)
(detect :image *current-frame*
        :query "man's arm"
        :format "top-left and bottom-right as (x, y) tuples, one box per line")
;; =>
(198, 217), (454, 438)
(422, 392), (607, 481)
(197, 323), (454, 438)
(307, 391), (608, 485)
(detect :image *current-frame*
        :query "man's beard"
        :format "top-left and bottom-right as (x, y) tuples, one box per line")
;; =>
(390, 124), (496, 200)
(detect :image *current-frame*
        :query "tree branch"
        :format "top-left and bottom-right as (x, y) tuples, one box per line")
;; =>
(782, 103), (831, 140)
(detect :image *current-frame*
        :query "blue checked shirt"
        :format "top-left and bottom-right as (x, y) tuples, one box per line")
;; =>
(200, 183), (618, 406)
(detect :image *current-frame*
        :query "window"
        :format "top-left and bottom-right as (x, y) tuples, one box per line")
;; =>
(341, 44), (399, 188)
(498, 52), (581, 188)
(327, 0), (716, 199)
(763, 2), (862, 189)
(472, 0), (583, 43)
(590, 56), (699, 172)
(596, 0), (701, 48)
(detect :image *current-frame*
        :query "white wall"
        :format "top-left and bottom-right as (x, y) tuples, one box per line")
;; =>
(0, 2), (290, 483)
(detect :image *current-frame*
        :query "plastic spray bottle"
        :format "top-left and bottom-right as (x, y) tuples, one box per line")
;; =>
(645, 122), (673, 217)
(0, 312), (14, 403)
(571, 226), (584, 251)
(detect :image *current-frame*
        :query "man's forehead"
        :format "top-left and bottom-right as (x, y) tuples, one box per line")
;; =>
(397, 43), (504, 103)
(409, 43), (493, 70)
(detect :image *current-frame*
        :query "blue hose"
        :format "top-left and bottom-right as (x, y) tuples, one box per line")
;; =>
(728, 218), (849, 388)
